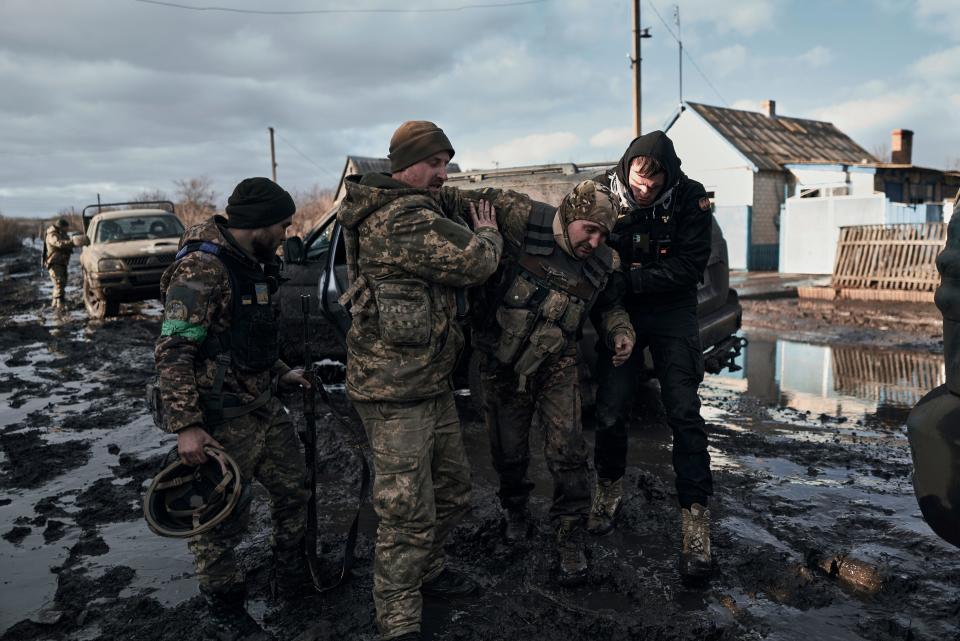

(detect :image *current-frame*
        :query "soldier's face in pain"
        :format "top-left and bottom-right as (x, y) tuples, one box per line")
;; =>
(394, 151), (451, 192)
(251, 217), (292, 261)
(566, 220), (608, 259)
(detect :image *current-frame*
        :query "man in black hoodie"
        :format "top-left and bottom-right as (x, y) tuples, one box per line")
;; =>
(588, 130), (714, 578)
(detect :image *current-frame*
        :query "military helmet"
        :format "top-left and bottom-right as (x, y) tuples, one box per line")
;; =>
(143, 446), (242, 538)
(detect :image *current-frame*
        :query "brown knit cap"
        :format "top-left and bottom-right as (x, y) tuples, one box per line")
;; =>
(557, 180), (618, 232)
(388, 120), (455, 172)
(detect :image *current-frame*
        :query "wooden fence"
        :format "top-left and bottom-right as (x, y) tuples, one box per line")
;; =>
(799, 223), (946, 302)
(832, 345), (944, 407)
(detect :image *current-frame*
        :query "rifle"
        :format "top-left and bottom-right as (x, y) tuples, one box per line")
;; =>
(299, 294), (370, 593)
(300, 295), (324, 591)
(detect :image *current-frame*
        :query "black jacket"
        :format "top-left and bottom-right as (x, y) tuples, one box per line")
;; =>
(596, 130), (712, 335)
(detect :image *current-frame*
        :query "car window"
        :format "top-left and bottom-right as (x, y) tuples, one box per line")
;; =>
(95, 215), (184, 243)
(306, 221), (335, 261)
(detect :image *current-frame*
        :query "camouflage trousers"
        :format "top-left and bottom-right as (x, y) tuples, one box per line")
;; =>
(188, 397), (309, 593)
(47, 264), (67, 306)
(353, 392), (471, 640)
(480, 344), (590, 521)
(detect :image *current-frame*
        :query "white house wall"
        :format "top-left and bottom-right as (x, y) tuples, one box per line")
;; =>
(670, 111), (755, 206)
(786, 165), (877, 198)
(670, 110), (754, 270)
(780, 195), (886, 274)
(779, 194), (929, 274)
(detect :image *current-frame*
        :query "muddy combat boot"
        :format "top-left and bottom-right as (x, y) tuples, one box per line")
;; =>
(201, 586), (273, 641)
(502, 506), (531, 543)
(679, 503), (712, 579)
(421, 568), (479, 598)
(555, 517), (588, 586)
(586, 477), (623, 535)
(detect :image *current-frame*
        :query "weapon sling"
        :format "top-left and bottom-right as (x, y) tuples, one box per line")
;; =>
(300, 294), (371, 593)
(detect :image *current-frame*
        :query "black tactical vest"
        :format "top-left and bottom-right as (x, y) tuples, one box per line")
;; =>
(612, 189), (678, 267)
(174, 241), (280, 373)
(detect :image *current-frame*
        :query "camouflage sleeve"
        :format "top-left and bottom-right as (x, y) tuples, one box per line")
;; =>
(153, 254), (230, 433)
(442, 187), (532, 249)
(45, 228), (72, 250)
(593, 259), (636, 348)
(385, 199), (504, 287)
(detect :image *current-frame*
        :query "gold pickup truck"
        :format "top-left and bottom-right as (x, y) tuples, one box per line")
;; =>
(80, 201), (184, 319)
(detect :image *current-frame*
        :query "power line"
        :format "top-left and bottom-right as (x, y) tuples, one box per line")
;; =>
(645, 0), (728, 107)
(275, 131), (339, 180)
(134, 0), (548, 15)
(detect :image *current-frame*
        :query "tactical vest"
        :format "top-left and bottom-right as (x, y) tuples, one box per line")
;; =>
(173, 241), (280, 374)
(491, 205), (615, 389)
(612, 188), (679, 267)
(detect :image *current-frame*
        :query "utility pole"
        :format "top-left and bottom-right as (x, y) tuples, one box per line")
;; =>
(631, 0), (652, 137)
(674, 4), (683, 107)
(268, 126), (278, 182)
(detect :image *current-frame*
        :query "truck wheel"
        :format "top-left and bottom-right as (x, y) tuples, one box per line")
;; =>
(82, 269), (119, 319)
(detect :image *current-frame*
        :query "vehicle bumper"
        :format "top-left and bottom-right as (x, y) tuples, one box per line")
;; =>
(89, 268), (167, 302)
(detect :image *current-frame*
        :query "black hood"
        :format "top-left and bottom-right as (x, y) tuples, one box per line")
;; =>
(614, 130), (682, 194)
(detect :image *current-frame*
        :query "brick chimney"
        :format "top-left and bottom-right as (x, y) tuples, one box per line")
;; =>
(891, 129), (913, 165)
(762, 99), (776, 118)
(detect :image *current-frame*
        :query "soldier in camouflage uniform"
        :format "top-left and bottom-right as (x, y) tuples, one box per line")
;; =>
(472, 180), (634, 585)
(338, 121), (528, 641)
(154, 177), (310, 641)
(44, 218), (73, 309)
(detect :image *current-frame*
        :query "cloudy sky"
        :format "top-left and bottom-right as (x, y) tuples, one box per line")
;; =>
(2, 0), (959, 218)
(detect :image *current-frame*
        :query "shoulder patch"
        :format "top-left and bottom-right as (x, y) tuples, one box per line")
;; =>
(698, 197), (712, 212)
(164, 299), (188, 321)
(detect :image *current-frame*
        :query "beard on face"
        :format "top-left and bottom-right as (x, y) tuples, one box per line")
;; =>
(251, 231), (281, 262)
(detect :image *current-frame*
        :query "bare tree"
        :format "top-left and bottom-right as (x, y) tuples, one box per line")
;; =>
(57, 206), (83, 232)
(871, 143), (889, 163)
(131, 189), (171, 205)
(289, 185), (336, 238)
(174, 176), (219, 227)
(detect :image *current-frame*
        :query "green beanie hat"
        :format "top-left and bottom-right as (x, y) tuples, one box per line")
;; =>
(389, 121), (455, 173)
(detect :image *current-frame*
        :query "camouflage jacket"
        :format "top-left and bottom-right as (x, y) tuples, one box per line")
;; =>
(337, 173), (518, 402)
(472, 201), (635, 354)
(44, 225), (73, 267)
(154, 216), (290, 433)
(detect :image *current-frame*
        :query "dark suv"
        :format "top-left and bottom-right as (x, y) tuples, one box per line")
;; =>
(278, 163), (744, 397)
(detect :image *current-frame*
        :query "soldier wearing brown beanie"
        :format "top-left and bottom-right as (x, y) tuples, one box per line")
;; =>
(338, 121), (535, 641)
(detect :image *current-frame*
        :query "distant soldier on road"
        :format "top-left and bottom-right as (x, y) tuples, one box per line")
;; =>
(337, 120), (521, 641)
(44, 218), (73, 309)
(154, 177), (311, 641)
(471, 179), (634, 585)
(590, 130), (716, 580)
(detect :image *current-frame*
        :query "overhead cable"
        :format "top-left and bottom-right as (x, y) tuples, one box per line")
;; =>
(134, 0), (548, 15)
(645, 0), (729, 107)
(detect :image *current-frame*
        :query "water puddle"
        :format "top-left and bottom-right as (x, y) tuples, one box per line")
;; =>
(709, 336), (941, 426)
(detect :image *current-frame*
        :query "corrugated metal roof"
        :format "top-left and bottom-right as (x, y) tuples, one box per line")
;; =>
(686, 102), (876, 171)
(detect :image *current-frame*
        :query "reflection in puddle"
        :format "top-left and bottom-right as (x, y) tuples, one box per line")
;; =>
(710, 337), (942, 422)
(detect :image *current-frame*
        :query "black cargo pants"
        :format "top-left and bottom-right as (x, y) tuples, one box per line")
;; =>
(593, 327), (713, 509)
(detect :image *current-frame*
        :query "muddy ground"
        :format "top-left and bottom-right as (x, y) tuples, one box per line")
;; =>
(1, 249), (958, 641)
